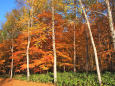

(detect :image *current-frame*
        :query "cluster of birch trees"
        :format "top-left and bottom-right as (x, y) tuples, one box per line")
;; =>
(0, 0), (114, 86)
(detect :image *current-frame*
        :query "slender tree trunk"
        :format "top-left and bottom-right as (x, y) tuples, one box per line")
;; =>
(105, 0), (115, 71)
(73, 24), (76, 72)
(79, 0), (102, 85)
(73, 0), (76, 72)
(105, 0), (115, 50)
(26, 20), (30, 81)
(52, 0), (57, 85)
(64, 65), (65, 72)
(10, 25), (14, 79)
(85, 28), (89, 72)
(26, 0), (34, 81)
(97, 25), (102, 72)
(10, 46), (13, 79)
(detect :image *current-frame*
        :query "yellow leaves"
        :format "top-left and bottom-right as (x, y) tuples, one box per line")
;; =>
(65, 5), (71, 10)
(32, 0), (48, 12)
(9, 56), (18, 60)
(30, 47), (45, 54)
(59, 63), (73, 67)
(21, 64), (27, 70)
(21, 63), (36, 70)
(18, 51), (53, 71)
(18, 15), (29, 26)
(0, 60), (5, 64)
(14, 51), (25, 57)
(33, 59), (44, 66)
(39, 65), (49, 70)
(46, 64), (52, 67)
(57, 51), (72, 61)
(56, 43), (73, 49)
(29, 64), (35, 68)
(43, 54), (53, 62)
(39, 35), (47, 41)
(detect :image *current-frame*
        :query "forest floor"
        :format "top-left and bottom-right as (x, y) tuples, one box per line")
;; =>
(0, 78), (54, 86)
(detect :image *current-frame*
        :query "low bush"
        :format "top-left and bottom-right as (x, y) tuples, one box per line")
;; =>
(2, 71), (114, 86)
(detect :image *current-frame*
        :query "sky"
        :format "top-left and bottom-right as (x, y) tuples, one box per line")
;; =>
(0, 0), (16, 29)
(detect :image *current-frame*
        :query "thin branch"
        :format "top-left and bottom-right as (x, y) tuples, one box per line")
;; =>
(86, 9), (107, 16)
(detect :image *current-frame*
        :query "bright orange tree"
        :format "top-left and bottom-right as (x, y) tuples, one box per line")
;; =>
(0, 10), (114, 73)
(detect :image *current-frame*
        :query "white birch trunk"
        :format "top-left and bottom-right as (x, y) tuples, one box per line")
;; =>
(105, 0), (115, 50)
(10, 25), (14, 79)
(10, 46), (13, 79)
(26, 0), (34, 81)
(79, 0), (102, 85)
(73, 0), (76, 72)
(26, 20), (30, 81)
(52, 0), (57, 85)
(73, 24), (76, 72)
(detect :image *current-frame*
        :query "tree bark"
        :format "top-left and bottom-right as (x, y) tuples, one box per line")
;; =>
(97, 25), (102, 72)
(73, 0), (77, 72)
(10, 46), (13, 79)
(10, 23), (14, 79)
(79, 0), (102, 85)
(26, 0), (34, 81)
(85, 28), (89, 72)
(105, 0), (115, 50)
(105, 0), (115, 72)
(52, 0), (57, 85)
(26, 20), (30, 81)
(73, 24), (76, 72)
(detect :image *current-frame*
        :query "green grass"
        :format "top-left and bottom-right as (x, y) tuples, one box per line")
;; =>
(0, 72), (115, 86)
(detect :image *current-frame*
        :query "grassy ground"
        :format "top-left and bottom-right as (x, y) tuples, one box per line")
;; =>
(0, 71), (115, 86)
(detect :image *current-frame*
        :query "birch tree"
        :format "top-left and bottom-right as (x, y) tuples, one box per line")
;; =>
(3, 10), (19, 79)
(73, 0), (77, 72)
(51, 0), (57, 85)
(26, 0), (34, 81)
(105, 0), (115, 50)
(26, 18), (30, 81)
(10, 27), (14, 79)
(79, 0), (102, 85)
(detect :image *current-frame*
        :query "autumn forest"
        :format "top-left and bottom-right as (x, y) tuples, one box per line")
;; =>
(0, 0), (115, 86)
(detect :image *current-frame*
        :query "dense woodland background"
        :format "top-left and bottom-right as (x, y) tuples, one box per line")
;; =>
(0, 0), (115, 85)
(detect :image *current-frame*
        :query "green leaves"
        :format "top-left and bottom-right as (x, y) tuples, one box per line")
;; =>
(10, 72), (115, 86)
